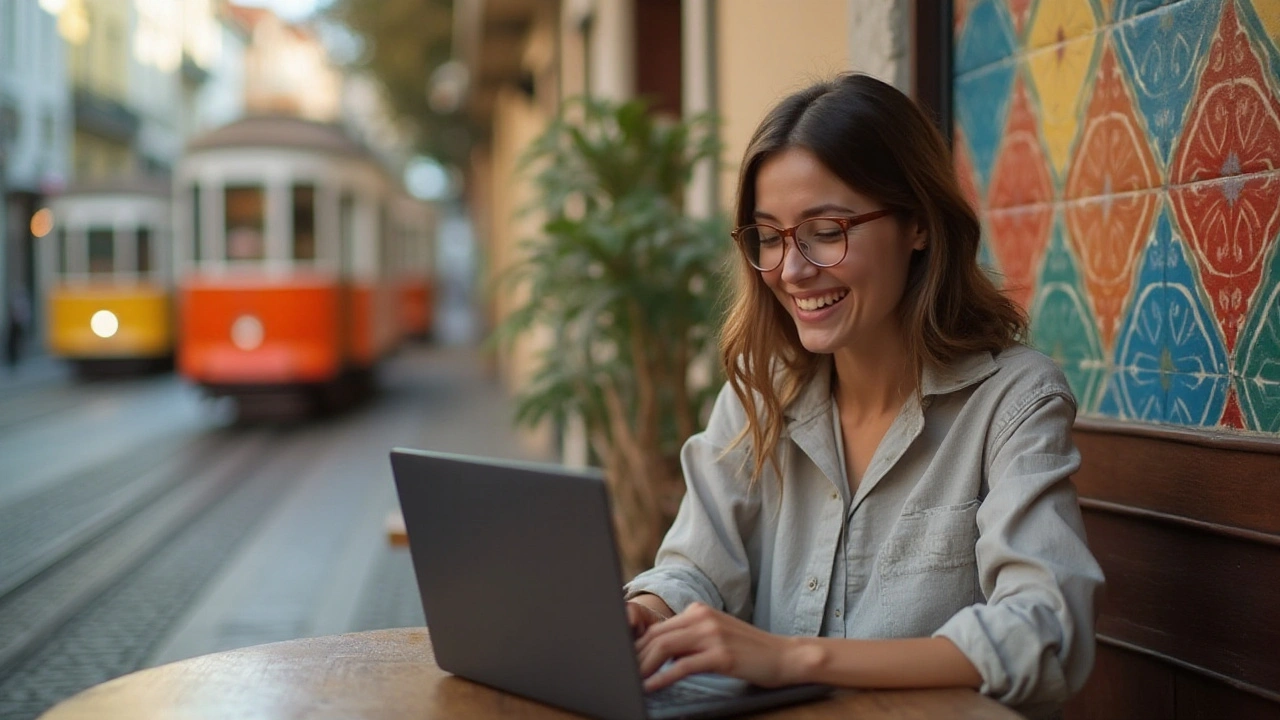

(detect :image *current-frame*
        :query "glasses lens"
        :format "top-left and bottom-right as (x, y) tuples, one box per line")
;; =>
(739, 225), (783, 270)
(795, 218), (847, 266)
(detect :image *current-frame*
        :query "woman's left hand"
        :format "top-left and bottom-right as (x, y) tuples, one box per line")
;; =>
(634, 601), (800, 691)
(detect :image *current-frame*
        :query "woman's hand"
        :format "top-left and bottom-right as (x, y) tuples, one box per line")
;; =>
(634, 602), (803, 691)
(625, 599), (672, 638)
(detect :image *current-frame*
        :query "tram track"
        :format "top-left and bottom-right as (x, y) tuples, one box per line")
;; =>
(0, 428), (278, 677)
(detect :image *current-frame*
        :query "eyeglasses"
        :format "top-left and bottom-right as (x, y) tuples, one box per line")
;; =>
(731, 210), (894, 272)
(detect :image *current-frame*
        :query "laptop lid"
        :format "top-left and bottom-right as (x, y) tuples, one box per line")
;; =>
(390, 448), (650, 720)
(390, 448), (835, 720)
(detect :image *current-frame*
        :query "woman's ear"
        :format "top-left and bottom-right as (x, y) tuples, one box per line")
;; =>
(911, 219), (928, 251)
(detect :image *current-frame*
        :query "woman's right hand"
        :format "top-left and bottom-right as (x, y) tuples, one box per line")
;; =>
(625, 596), (673, 638)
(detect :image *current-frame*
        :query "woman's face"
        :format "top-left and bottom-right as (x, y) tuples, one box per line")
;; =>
(753, 147), (924, 356)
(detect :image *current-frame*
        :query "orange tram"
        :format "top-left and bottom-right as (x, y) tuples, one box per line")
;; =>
(173, 116), (435, 412)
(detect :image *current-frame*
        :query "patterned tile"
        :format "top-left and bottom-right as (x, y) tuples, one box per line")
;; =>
(1109, 204), (1230, 426)
(1065, 41), (1160, 352)
(1233, 242), (1280, 432)
(1031, 214), (1106, 412)
(1169, 0), (1280, 353)
(1114, 0), (1220, 169)
(987, 78), (1055, 309)
(956, 0), (1019, 75)
(956, 1), (1019, 194)
(1007, 0), (1035, 39)
(1240, 0), (1280, 84)
(1027, 0), (1098, 49)
(1026, 33), (1101, 180)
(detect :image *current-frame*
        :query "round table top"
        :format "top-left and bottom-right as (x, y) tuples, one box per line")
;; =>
(40, 627), (1022, 719)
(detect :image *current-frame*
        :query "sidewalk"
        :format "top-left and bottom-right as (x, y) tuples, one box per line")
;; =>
(0, 352), (69, 395)
(145, 341), (552, 665)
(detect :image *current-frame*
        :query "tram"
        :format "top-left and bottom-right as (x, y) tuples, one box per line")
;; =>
(42, 178), (174, 372)
(173, 115), (433, 410)
(392, 194), (436, 340)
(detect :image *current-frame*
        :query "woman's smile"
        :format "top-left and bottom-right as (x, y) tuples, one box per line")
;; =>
(792, 288), (849, 316)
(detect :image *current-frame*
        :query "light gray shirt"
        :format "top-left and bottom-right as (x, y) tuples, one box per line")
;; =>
(625, 345), (1104, 718)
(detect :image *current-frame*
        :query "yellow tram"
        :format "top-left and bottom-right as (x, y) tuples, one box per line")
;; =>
(41, 178), (174, 371)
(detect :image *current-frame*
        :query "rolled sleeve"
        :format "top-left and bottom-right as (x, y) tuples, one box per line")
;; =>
(624, 384), (761, 619)
(934, 392), (1104, 715)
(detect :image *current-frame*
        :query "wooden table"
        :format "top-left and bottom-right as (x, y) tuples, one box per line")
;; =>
(39, 628), (1022, 719)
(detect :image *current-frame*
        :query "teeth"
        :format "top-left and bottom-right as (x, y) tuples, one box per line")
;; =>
(795, 290), (848, 311)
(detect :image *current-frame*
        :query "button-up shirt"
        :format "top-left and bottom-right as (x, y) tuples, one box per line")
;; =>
(624, 345), (1104, 718)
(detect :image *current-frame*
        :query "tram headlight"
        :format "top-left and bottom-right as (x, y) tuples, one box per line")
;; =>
(90, 310), (119, 339)
(231, 314), (264, 351)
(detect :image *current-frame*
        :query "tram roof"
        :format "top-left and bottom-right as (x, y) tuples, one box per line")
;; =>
(185, 115), (374, 159)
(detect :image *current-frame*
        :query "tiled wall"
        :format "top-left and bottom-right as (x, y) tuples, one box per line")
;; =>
(953, 0), (1280, 433)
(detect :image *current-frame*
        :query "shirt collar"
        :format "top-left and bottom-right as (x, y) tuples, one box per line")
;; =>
(784, 350), (999, 428)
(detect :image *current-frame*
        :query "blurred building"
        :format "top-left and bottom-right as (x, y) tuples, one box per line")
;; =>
(226, 2), (342, 122)
(0, 0), (72, 359)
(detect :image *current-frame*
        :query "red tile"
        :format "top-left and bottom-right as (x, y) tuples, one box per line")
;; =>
(1170, 1), (1280, 352)
(988, 206), (1054, 309)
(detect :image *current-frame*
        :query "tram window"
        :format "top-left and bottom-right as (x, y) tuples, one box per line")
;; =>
(338, 193), (354, 276)
(380, 205), (394, 274)
(225, 186), (265, 261)
(56, 227), (68, 275)
(191, 184), (202, 264)
(293, 184), (316, 261)
(88, 228), (114, 275)
(138, 228), (152, 275)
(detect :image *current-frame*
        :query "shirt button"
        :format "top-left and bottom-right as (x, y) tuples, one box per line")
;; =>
(831, 492), (838, 500)
(835, 608), (842, 618)
(806, 577), (818, 591)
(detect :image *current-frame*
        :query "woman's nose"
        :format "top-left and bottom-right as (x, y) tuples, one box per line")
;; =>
(779, 238), (817, 281)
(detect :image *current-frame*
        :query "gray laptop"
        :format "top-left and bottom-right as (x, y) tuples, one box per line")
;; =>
(390, 448), (835, 720)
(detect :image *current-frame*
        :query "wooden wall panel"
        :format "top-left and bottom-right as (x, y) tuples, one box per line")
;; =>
(1065, 424), (1280, 718)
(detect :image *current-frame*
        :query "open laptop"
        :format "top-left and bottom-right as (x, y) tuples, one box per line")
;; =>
(390, 448), (835, 720)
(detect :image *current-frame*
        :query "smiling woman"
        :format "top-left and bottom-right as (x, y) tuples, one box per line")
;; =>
(622, 73), (1104, 720)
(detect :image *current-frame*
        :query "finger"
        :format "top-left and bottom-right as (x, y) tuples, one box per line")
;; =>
(642, 652), (723, 692)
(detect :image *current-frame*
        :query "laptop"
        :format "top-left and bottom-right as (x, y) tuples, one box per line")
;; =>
(390, 448), (835, 720)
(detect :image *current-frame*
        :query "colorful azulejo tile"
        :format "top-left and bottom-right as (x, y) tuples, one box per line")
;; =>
(1065, 40), (1161, 353)
(1113, 0), (1220, 169)
(1031, 213), (1106, 412)
(1233, 243), (1280, 432)
(1105, 203), (1230, 426)
(987, 77), (1055, 310)
(1169, 0), (1280, 354)
(955, 0), (1019, 194)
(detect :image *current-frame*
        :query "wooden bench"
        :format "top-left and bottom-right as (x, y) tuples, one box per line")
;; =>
(1065, 419), (1280, 718)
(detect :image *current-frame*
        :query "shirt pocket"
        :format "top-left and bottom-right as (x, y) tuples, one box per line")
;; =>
(876, 499), (981, 636)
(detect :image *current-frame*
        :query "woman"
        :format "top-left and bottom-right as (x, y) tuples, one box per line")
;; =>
(623, 73), (1103, 718)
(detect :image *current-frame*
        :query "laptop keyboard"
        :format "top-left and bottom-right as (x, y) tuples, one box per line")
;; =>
(645, 680), (733, 710)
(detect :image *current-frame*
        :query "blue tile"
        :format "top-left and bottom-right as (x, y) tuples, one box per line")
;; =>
(956, 0), (1018, 75)
(1111, 204), (1230, 425)
(954, 63), (1017, 194)
(1114, 0), (1220, 169)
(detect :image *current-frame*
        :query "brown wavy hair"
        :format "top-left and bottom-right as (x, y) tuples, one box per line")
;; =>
(719, 73), (1027, 482)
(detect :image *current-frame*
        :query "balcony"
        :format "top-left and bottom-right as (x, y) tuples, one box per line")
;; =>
(73, 87), (140, 143)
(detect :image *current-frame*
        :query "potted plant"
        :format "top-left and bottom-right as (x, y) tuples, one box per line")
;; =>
(497, 96), (728, 576)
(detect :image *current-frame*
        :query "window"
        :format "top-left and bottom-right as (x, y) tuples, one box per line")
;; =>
(137, 228), (152, 275)
(224, 185), (264, 261)
(338, 193), (354, 276)
(292, 184), (316, 261)
(56, 227), (67, 275)
(190, 184), (202, 264)
(88, 228), (114, 274)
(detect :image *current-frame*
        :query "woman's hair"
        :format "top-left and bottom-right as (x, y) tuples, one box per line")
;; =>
(719, 72), (1027, 482)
